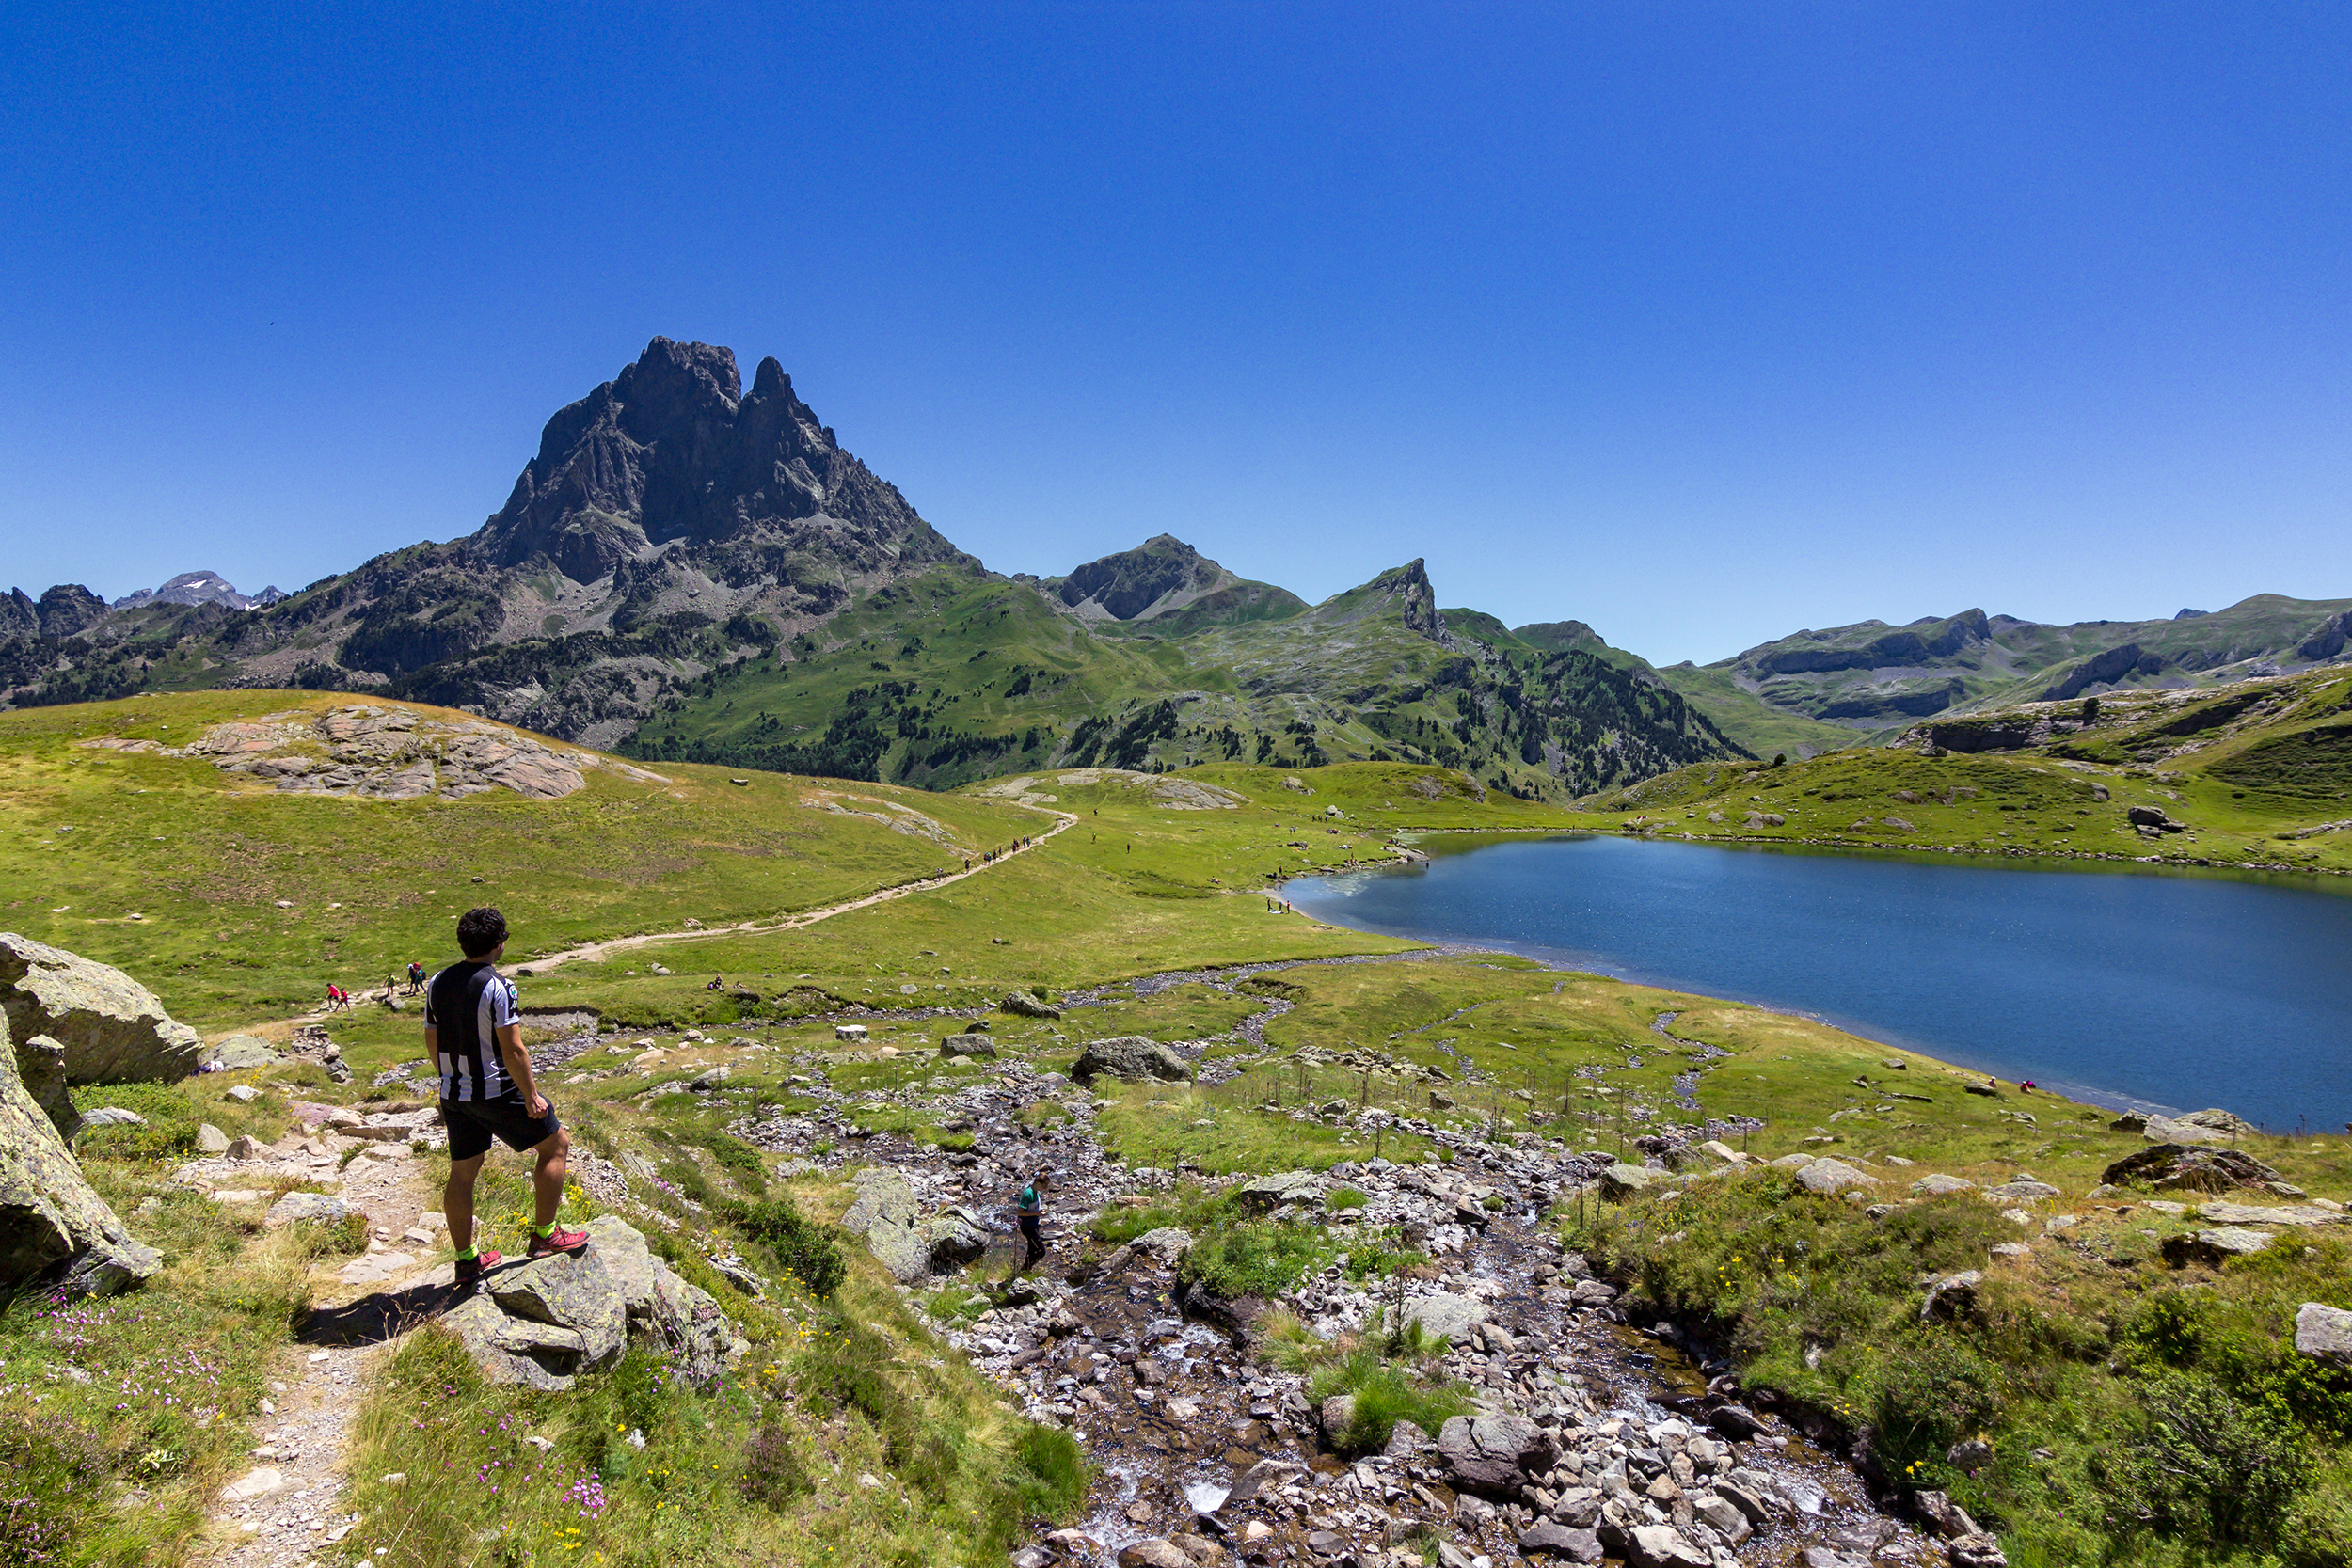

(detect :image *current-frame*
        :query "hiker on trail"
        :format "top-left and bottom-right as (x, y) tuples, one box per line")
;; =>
(1015, 1173), (1046, 1270)
(429, 906), (589, 1290)
(407, 960), (425, 994)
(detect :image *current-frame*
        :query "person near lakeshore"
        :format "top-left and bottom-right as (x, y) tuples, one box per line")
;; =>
(429, 906), (588, 1289)
(1015, 1173), (1046, 1270)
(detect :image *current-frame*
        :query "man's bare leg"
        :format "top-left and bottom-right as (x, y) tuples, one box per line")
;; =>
(445, 1152), (485, 1254)
(531, 1127), (571, 1230)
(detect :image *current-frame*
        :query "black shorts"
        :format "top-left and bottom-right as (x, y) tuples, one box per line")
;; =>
(440, 1096), (561, 1161)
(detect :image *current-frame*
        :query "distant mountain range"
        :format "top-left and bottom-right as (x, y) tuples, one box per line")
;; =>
(3, 336), (2345, 797)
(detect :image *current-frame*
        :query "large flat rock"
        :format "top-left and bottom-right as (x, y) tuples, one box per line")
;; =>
(0, 1014), (161, 1297)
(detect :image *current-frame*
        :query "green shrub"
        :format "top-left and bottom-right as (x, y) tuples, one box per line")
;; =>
(67, 1081), (198, 1161)
(1867, 1332), (2002, 1465)
(2095, 1370), (2310, 1555)
(725, 1197), (848, 1298)
(1327, 1187), (1368, 1211)
(1180, 1220), (1328, 1298)
(704, 1134), (769, 1195)
(1307, 1348), (1473, 1457)
(294, 1208), (372, 1258)
(2280, 1453), (2352, 1568)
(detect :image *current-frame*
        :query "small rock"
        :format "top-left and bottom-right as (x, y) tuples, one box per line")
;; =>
(219, 1467), (286, 1502)
(1922, 1271), (1983, 1323)
(195, 1123), (230, 1154)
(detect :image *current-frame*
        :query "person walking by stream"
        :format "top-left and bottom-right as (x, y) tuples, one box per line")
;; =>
(1015, 1172), (1046, 1271)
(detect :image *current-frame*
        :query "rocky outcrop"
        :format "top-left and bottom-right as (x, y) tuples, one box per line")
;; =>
(1000, 991), (1063, 1020)
(80, 704), (666, 802)
(0, 934), (200, 1096)
(36, 584), (107, 639)
(440, 1214), (739, 1390)
(0, 1014), (162, 1297)
(2296, 1303), (2352, 1362)
(1070, 1036), (1193, 1086)
(2103, 1143), (2288, 1195)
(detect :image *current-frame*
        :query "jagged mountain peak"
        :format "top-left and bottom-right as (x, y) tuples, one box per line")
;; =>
(470, 336), (938, 582)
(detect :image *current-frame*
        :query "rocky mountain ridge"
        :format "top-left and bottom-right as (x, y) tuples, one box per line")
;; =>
(5, 335), (2344, 794)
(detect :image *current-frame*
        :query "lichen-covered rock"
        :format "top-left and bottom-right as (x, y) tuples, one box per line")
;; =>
(1599, 1163), (1660, 1198)
(13, 1033), (75, 1139)
(2295, 1302), (2352, 1362)
(1398, 1291), (1487, 1343)
(838, 1167), (930, 1281)
(263, 1191), (358, 1230)
(441, 1215), (739, 1389)
(200, 1035), (281, 1071)
(938, 1035), (997, 1060)
(1000, 991), (1062, 1019)
(0, 1014), (162, 1297)
(927, 1206), (990, 1269)
(1794, 1158), (1879, 1196)
(0, 934), (201, 1086)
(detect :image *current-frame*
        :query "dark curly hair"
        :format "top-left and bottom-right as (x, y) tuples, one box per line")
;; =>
(456, 906), (508, 959)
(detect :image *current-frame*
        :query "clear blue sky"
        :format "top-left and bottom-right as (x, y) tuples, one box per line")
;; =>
(3, 3), (2346, 665)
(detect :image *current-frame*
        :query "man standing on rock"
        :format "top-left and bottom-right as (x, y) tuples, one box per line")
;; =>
(428, 907), (588, 1290)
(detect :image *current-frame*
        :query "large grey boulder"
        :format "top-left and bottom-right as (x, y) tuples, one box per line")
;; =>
(927, 1206), (990, 1270)
(2161, 1227), (2276, 1265)
(0, 1014), (161, 1297)
(1398, 1291), (1487, 1344)
(1600, 1164), (1661, 1199)
(2295, 1303), (2352, 1362)
(1794, 1158), (1879, 1196)
(13, 1033), (74, 1138)
(1069, 1036), (1192, 1086)
(1000, 991), (1062, 1019)
(838, 1167), (930, 1281)
(1232, 1170), (1322, 1214)
(201, 1035), (281, 1072)
(1437, 1410), (1557, 1497)
(442, 1215), (738, 1390)
(0, 934), (200, 1085)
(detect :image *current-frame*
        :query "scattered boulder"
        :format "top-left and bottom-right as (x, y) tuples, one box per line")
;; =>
(2127, 805), (2187, 833)
(1520, 1519), (1604, 1560)
(1983, 1179), (2059, 1202)
(264, 1191), (358, 1230)
(1134, 1227), (1193, 1266)
(2294, 1303), (2352, 1362)
(1600, 1163), (1661, 1199)
(938, 1035), (997, 1060)
(196, 1123), (230, 1154)
(1070, 1036), (1192, 1086)
(1436, 1410), (1557, 1497)
(1232, 1170), (1322, 1214)
(2141, 1114), (2228, 1145)
(1912, 1174), (1977, 1196)
(202, 1035), (281, 1072)
(2196, 1200), (2342, 1227)
(1618, 1522), (1710, 1568)
(1398, 1291), (1488, 1343)
(1921, 1271), (1983, 1323)
(442, 1215), (739, 1390)
(0, 1014), (162, 1297)
(1000, 991), (1062, 1019)
(2162, 1227), (2277, 1265)
(0, 934), (202, 1085)
(2103, 1144), (2286, 1195)
(1794, 1158), (1879, 1196)
(76, 1106), (146, 1130)
(926, 1206), (990, 1270)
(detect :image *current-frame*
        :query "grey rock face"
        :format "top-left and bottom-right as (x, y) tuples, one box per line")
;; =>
(0, 1014), (162, 1297)
(13, 1033), (74, 1138)
(1599, 1163), (1660, 1198)
(0, 934), (201, 1085)
(1911, 1174), (1976, 1196)
(1519, 1519), (1603, 1560)
(938, 1035), (997, 1060)
(2162, 1227), (2277, 1264)
(1070, 1035), (1192, 1086)
(1437, 1410), (1557, 1497)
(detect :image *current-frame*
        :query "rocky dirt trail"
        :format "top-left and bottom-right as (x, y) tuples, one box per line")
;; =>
(716, 960), (1941, 1568)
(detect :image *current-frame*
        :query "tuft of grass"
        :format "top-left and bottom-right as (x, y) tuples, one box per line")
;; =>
(1178, 1219), (1330, 1299)
(1306, 1346), (1474, 1458)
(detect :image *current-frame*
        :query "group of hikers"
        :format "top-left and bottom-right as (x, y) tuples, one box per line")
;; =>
(324, 960), (428, 1015)
(399, 904), (1057, 1292)
(961, 834), (1035, 873)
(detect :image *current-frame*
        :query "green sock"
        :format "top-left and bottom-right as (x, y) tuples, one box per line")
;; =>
(454, 1245), (478, 1263)
(532, 1221), (555, 1239)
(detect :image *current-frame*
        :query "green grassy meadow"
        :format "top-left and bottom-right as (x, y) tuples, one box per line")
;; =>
(8, 687), (2352, 1566)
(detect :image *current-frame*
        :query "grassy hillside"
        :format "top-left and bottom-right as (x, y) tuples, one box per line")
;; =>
(628, 565), (1750, 802)
(1585, 665), (2352, 877)
(0, 690), (1043, 1029)
(1651, 659), (1879, 760)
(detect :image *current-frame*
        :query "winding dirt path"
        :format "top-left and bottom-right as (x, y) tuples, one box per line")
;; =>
(520, 805), (1079, 973)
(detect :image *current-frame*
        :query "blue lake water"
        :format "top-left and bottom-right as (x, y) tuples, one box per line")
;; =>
(1283, 834), (2352, 1131)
